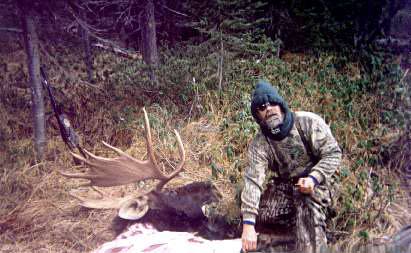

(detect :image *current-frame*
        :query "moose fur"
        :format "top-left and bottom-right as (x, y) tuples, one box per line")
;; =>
(112, 181), (241, 240)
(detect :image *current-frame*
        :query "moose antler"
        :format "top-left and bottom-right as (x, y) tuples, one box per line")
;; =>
(60, 108), (185, 219)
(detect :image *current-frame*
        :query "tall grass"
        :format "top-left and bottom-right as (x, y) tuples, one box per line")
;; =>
(0, 40), (410, 252)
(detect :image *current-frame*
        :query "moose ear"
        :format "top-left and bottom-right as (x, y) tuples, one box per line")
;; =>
(118, 195), (150, 220)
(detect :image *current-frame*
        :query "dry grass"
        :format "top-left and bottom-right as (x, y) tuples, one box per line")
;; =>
(1, 45), (410, 252)
(0, 139), (117, 252)
(0, 114), (234, 252)
(1, 114), (409, 253)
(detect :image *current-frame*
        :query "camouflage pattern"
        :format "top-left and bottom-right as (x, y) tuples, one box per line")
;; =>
(254, 184), (331, 253)
(257, 179), (296, 226)
(294, 186), (329, 253)
(241, 111), (342, 252)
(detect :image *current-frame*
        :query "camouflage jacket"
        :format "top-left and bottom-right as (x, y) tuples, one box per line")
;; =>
(241, 111), (342, 223)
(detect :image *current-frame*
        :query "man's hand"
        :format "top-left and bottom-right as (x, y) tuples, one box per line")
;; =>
(296, 177), (315, 194)
(241, 224), (257, 252)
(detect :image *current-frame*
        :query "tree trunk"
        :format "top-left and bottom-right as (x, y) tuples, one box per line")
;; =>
(142, 0), (159, 85)
(19, 1), (46, 160)
(79, 6), (93, 83)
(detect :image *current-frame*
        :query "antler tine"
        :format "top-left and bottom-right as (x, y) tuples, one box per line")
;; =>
(59, 151), (96, 183)
(59, 170), (93, 184)
(60, 150), (115, 183)
(101, 141), (128, 156)
(156, 129), (186, 190)
(166, 129), (186, 178)
(68, 190), (134, 209)
(80, 148), (115, 162)
(143, 107), (158, 167)
(69, 150), (90, 165)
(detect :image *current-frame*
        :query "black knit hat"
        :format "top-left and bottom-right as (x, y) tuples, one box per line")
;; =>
(251, 80), (289, 122)
(250, 80), (294, 140)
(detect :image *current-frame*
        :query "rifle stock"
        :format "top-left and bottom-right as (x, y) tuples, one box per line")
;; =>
(40, 67), (86, 157)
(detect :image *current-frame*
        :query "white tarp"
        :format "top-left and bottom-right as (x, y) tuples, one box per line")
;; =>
(93, 223), (242, 253)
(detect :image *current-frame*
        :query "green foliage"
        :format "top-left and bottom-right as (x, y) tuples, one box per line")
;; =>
(182, 0), (277, 57)
(339, 167), (351, 178)
(371, 174), (383, 194)
(358, 230), (370, 241)
(211, 161), (224, 179)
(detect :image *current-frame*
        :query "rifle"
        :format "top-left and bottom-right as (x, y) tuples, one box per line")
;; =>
(40, 67), (86, 158)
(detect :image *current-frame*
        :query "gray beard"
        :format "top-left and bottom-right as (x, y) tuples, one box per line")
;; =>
(264, 115), (283, 129)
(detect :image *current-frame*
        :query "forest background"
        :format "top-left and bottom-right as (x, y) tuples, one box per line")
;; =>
(0, 0), (411, 252)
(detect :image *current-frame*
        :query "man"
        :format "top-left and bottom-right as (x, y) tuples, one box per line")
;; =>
(241, 80), (342, 252)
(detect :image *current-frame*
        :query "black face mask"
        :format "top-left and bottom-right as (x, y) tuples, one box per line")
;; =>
(259, 109), (294, 141)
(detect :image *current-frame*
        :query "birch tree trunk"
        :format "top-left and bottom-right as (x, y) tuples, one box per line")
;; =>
(19, 1), (46, 159)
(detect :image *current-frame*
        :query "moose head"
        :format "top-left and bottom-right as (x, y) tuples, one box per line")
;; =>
(61, 108), (222, 222)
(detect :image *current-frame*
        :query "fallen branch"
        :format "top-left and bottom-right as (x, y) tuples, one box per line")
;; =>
(0, 27), (23, 33)
(400, 69), (409, 84)
(375, 37), (411, 51)
(93, 43), (141, 60)
(67, 4), (141, 61)
(160, 4), (189, 17)
(78, 80), (105, 92)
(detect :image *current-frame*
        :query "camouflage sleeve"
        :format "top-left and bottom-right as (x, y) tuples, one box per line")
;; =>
(299, 112), (342, 184)
(241, 134), (269, 223)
